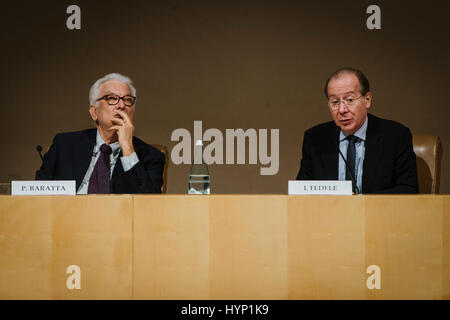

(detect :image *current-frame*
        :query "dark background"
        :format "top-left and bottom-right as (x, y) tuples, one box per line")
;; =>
(1, 0), (448, 194)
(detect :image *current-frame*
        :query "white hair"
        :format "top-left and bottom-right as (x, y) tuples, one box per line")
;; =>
(89, 73), (137, 106)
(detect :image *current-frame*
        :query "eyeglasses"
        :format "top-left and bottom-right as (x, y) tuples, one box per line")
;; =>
(96, 94), (136, 106)
(328, 95), (363, 110)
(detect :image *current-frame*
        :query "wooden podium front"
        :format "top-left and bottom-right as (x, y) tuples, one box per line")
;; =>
(0, 195), (449, 300)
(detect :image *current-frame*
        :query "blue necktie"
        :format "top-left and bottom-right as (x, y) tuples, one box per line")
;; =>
(346, 135), (359, 193)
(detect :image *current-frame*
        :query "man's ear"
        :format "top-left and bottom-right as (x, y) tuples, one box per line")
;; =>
(89, 104), (97, 121)
(365, 92), (372, 110)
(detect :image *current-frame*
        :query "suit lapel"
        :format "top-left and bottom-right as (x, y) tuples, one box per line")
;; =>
(110, 149), (124, 192)
(74, 129), (96, 190)
(362, 114), (383, 193)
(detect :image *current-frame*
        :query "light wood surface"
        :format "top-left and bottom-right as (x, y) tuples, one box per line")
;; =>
(133, 195), (210, 299)
(287, 196), (366, 299)
(0, 195), (449, 300)
(209, 195), (287, 299)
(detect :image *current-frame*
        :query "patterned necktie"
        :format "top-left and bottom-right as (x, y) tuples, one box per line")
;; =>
(88, 144), (113, 194)
(345, 135), (359, 193)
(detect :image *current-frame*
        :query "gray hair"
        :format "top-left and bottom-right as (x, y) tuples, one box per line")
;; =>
(89, 73), (137, 106)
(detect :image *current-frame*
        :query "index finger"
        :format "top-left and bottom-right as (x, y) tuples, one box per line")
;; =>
(116, 109), (131, 124)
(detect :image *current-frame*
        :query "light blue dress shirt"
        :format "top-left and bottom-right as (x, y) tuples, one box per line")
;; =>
(77, 131), (140, 194)
(338, 116), (368, 194)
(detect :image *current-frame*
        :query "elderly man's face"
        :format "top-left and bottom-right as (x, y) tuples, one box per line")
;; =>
(89, 80), (135, 131)
(327, 73), (371, 135)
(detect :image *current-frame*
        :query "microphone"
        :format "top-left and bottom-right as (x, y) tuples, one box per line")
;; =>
(36, 145), (44, 162)
(333, 127), (360, 194)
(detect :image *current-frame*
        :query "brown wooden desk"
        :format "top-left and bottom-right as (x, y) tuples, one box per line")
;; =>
(0, 195), (449, 299)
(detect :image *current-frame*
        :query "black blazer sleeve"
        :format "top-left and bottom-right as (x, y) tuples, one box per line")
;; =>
(113, 141), (165, 194)
(375, 127), (418, 194)
(296, 130), (314, 180)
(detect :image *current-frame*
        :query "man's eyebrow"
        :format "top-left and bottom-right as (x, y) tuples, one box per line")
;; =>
(329, 91), (357, 97)
(103, 91), (132, 96)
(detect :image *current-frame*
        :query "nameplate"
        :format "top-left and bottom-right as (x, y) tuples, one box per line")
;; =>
(11, 181), (76, 196)
(288, 180), (353, 195)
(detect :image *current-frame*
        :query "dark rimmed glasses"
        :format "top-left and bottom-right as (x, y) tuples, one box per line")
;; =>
(96, 94), (136, 106)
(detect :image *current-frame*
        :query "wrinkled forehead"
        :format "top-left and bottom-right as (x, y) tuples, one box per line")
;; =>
(98, 80), (132, 96)
(328, 72), (360, 96)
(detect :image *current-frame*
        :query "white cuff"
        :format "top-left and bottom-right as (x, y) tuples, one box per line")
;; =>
(120, 152), (139, 172)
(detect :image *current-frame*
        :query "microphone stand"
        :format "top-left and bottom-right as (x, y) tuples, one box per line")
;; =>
(333, 127), (360, 195)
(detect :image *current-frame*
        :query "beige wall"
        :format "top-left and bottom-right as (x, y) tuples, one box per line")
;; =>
(1, 0), (449, 194)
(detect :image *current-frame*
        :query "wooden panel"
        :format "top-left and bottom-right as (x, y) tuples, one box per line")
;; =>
(365, 195), (443, 299)
(1, 195), (449, 300)
(0, 196), (53, 299)
(287, 196), (366, 299)
(444, 197), (450, 300)
(210, 195), (287, 299)
(133, 195), (210, 299)
(51, 195), (132, 299)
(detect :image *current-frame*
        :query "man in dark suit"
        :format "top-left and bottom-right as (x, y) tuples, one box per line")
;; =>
(296, 67), (418, 194)
(36, 73), (164, 194)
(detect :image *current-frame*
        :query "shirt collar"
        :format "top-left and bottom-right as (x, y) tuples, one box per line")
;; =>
(339, 116), (368, 142)
(94, 130), (121, 156)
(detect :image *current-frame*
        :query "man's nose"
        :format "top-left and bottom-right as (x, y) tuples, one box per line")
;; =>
(338, 101), (349, 113)
(116, 98), (126, 110)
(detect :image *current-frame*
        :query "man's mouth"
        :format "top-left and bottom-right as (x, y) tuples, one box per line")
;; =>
(340, 119), (352, 126)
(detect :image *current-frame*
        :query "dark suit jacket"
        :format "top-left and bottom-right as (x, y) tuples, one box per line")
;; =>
(35, 129), (165, 194)
(296, 114), (418, 194)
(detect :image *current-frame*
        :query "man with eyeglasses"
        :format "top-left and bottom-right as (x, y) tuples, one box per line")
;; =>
(296, 67), (418, 194)
(36, 73), (165, 194)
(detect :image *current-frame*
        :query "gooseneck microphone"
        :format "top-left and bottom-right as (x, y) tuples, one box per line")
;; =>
(333, 127), (360, 194)
(36, 145), (44, 162)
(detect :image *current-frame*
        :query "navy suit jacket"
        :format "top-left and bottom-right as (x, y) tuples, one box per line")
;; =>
(35, 129), (165, 194)
(296, 114), (418, 194)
